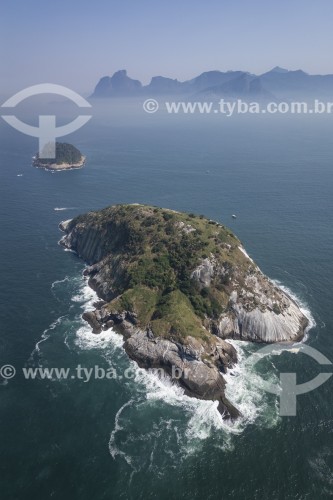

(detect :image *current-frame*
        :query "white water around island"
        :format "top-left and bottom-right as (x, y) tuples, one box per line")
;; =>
(28, 269), (316, 469)
(62, 274), (314, 457)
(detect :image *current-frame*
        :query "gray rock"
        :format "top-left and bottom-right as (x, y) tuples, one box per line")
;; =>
(216, 274), (308, 342)
(191, 256), (216, 288)
(124, 329), (240, 419)
(82, 311), (102, 334)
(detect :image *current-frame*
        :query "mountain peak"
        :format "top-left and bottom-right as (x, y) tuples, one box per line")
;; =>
(111, 69), (128, 79)
(90, 70), (142, 97)
(270, 66), (289, 73)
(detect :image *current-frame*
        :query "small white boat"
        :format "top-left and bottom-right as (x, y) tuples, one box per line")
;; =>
(232, 214), (237, 219)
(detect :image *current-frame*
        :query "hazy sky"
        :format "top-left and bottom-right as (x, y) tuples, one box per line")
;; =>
(1, 0), (333, 96)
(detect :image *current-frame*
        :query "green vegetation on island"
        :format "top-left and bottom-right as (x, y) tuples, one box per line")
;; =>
(34, 142), (84, 170)
(60, 204), (308, 418)
(64, 204), (250, 343)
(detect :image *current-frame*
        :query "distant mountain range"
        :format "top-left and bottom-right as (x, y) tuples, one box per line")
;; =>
(90, 67), (333, 100)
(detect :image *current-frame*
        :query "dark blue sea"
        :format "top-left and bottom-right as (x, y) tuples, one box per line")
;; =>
(0, 102), (333, 499)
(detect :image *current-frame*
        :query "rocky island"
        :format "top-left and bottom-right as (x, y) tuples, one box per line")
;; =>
(33, 142), (85, 171)
(59, 204), (308, 419)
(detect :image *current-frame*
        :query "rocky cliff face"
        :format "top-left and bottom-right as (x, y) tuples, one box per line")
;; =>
(190, 252), (308, 343)
(59, 204), (309, 419)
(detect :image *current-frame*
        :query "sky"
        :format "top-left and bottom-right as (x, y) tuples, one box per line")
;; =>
(1, 0), (333, 96)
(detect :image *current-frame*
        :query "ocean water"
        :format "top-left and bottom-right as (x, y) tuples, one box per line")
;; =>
(0, 104), (333, 499)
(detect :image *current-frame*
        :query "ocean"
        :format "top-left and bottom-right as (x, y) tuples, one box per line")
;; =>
(0, 103), (333, 499)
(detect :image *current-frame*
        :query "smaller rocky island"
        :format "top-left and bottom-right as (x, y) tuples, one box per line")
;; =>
(33, 142), (85, 171)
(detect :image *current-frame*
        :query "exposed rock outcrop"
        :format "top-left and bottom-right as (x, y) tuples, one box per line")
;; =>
(189, 252), (308, 343)
(79, 300), (239, 419)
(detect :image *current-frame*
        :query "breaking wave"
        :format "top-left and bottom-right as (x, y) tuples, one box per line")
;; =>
(30, 272), (317, 467)
(54, 207), (77, 211)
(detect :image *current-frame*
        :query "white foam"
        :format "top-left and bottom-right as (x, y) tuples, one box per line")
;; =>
(108, 399), (135, 465)
(224, 340), (280, 430)
(29, 315), (67, 362)
(106, 361), (242, 461)
(74, 325), (124, 351)
(70, 275), (278, 440)
(127, 359), (248, 440)
(222, 280), (316, 430)
(70, 273), (315, 449)
(54, 207), (77, 211)
(71, 283), (250, 442)
(71, 280), (98, 311)
(51, 276), (71, 289)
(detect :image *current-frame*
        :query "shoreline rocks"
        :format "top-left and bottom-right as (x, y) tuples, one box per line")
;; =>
(80, 301), (240, 419)
(33, 156), (85, 171)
